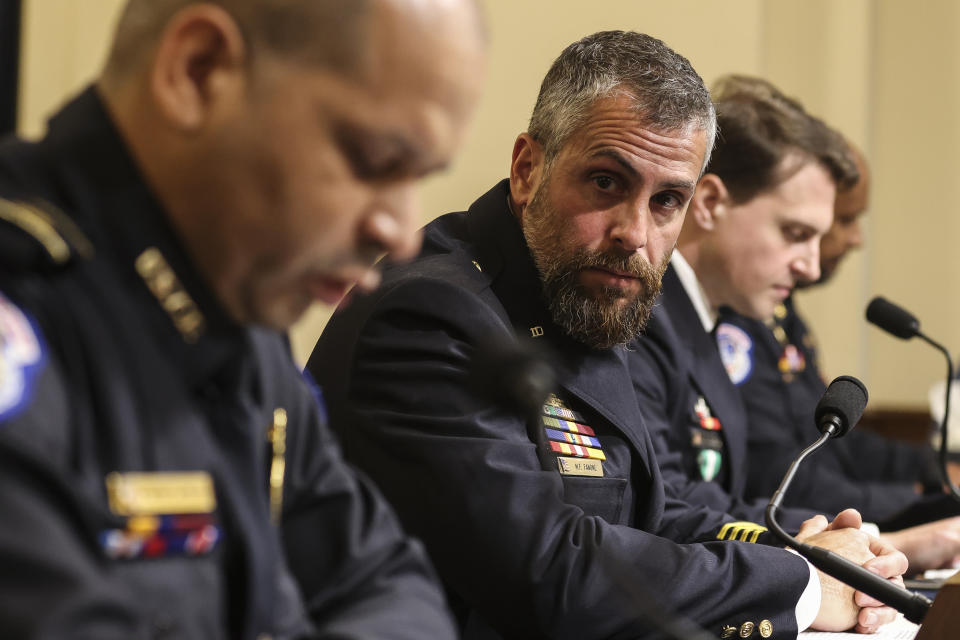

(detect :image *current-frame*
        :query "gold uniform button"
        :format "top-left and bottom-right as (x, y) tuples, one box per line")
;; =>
(758, 619), (773, 638)
(773, 326), (787, 343)
(256, 635), (273, 640)
(739, 621), (755, 637)
(720, 625), (737, 639)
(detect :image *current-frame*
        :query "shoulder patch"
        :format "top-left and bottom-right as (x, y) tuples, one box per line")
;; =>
(716, 322), (753, 386)
(0, 292), (45, 421)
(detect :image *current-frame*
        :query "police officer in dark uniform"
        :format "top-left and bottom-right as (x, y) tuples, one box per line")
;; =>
(0, 0), (486, 637)
(723, 144), (960, 542)
(629, 76), (960, 574)
(309, 33), (905, 638)
(726, 297), (953, 527)
(629, 264), (822, 530)
(626, 75), (860, 534)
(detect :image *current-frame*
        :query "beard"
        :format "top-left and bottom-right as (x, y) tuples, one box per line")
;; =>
(522, 178), (670, 350)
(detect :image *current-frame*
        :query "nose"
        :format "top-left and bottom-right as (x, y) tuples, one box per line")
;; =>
(609, 197), (650, 254)
(792, 239), (821, 284)
(360, 183), (423, 262)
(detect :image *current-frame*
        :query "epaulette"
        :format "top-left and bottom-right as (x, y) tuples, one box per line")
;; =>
(0, 197), (94, 272)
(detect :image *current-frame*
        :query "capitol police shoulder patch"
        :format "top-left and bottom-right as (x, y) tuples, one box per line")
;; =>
(715, 323), (753, 386)
(0, 291), (45, 421)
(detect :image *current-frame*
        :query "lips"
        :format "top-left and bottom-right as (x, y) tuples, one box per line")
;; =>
(772, 284), (793, 300)
(581, 267), (642, 290)
(307, 276), (353, 305)
(306, 267), (382, 306)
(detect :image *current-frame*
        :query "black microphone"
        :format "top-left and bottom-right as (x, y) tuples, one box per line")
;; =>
(814, 375), (868, 438)
(765, 376), (932, 625)
(866, 297), (920, 339)
(468, 336), (557, 416)
(865, 295), (959, 503)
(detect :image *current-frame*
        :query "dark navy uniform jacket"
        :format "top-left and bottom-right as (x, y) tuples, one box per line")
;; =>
(308, 180), (811, 640)
(0, 88), (455, 639)
(628, 265), (818, 532)
(723, 298), (959, 528)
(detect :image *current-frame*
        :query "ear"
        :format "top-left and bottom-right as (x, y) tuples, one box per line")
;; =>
(688, 173), (729, 232)
(149, 5), (248, 131)
(508, 133), (545, 219)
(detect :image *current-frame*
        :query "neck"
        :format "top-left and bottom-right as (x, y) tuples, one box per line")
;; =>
(675, 241), (723, 315)
(96, 79), (238, 320)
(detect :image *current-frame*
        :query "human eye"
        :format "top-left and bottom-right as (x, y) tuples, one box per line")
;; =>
(837, 215), (858, 227)
(652, 191), (684, 210)
(337, 126), (412, 181)
(346, 140), (404, 180)
(591, 174), (619, 192)
(781, 224), (814, 243)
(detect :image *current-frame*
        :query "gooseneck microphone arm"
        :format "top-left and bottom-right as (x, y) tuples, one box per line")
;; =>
(917, 332), (958, 500)
(764, 376), (932, 625)
(866, 296), (960, 503)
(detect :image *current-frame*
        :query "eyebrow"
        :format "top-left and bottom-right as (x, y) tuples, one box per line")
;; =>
(588, 149), (696, 192)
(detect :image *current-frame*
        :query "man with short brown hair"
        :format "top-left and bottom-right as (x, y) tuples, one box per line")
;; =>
(629, 76), (960, 578)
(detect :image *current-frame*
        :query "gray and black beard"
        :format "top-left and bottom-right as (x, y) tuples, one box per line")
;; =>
(522, 180), (669, 350)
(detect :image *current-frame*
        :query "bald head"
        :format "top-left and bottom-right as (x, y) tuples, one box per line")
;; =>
(96, 0), (486, 330)
(103, 0), (484, 83)
(817, 143), (870, 284)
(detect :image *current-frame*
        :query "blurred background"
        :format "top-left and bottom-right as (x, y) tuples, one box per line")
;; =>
(12, 0), (959, 413)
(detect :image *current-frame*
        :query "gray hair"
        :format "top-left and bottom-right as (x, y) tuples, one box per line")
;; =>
(528, 30), (716, 170)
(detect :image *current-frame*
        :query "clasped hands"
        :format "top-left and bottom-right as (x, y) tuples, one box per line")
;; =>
(796, 509), (907, 634)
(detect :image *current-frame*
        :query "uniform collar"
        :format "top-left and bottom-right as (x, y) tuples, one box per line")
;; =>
(670, 250), (716, 333)
(42, 86), (251, 391)
(464, 180), (553, 334)
(456, 182), (648, 451)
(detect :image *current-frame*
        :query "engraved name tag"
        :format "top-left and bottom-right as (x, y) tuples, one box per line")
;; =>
(106, 471), (216, 516)
(557, 456), (603, 477)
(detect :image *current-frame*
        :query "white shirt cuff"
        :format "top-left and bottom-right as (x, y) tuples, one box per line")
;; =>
(787, 548), (822, 631)
(861, 522), (880, 537)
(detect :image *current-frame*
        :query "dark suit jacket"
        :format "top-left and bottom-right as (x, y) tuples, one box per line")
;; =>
(628, 266), (818, 531)
(725, 299), (958, 528)
(308, 180), (810, 640)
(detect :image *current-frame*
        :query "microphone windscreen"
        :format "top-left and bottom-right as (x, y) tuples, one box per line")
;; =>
(468, 336), (556, 416)
(815, 375), (868, 437)
(866, 296), (919, 339)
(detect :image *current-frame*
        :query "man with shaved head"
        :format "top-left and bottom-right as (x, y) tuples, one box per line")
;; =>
(0, 0), (484, 637)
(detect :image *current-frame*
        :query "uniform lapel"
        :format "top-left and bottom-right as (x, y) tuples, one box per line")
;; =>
(551, 342), (655, 468)
(464, 183), (656, 476)
(660, 267), (750, 496)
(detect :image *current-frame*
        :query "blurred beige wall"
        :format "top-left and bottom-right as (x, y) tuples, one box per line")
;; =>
(19, 0), (957, 409)
(18, 0), (125, 138)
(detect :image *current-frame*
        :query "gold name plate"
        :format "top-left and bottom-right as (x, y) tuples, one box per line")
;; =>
(557, 456), (604, 477)
(106, 471), (216, 516)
